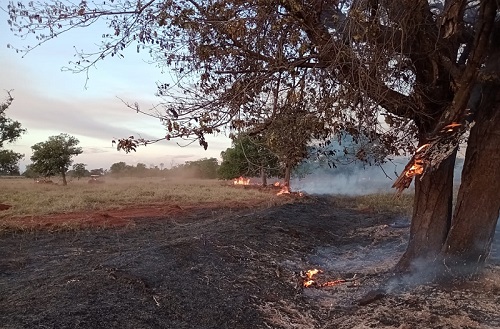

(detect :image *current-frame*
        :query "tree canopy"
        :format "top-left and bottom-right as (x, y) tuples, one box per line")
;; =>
(71, 163), (88, 180)
(218, 134), (280, 185)
(0, 92), (26, 175)
(0, 150), (23, 176)
(30, 133), (83, 185)
(22, 164), (39, 180)
(7, 0), (500, 278)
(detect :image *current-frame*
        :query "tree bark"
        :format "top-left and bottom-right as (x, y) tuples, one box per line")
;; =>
(62, 171), (67, 186)
(396, 149), (456, 271)
(284, 162), (291, 188)
(260, 166), (267, 187)
(441, 86), (500, 275)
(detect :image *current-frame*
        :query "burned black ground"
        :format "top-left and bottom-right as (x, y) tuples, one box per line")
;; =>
(1, 197), (498, 328)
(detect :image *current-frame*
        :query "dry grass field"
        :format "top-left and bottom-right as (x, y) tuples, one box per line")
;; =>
(0, 177), (283, 217)
(0, 176), (414, 225)
(0, 177), (295, 231)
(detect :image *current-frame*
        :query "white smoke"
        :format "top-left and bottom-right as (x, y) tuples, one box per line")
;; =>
(291, 162), (407, 195)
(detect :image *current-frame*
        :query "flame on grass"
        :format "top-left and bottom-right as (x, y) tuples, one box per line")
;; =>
(302, 269), (348, 288)
(303, 269), (320, 287)
(233, 176), (250, 185)
(277, 185), (291, 195)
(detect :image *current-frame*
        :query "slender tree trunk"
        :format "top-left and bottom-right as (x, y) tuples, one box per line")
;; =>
(441, 86), (500, 275)
(284, 162), (291, 188)
(396, 150), (456, 271)
(62, 171), (67, 186)
(260, 166), (267, 187)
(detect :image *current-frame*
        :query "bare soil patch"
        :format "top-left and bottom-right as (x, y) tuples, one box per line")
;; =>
(0, 199), (270, 230)
(0, 197), (498, 328)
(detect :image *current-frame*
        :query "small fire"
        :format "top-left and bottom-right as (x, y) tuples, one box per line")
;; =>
(442, 122), (461, 132)
(273, 182), (281, 187)
(302, 269), (349, 288)
(321, 279), (347, 287)
(303, 269), (321, 287)
(405, 159), (424, 178)
(233, 176), (250, 185)
(276, 185), (291, 195)
(415, 143), (430, 153)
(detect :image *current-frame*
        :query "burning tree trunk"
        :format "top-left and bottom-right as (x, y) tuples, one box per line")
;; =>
(441, 84), (500, 275)
(395, 5), (500, 276)
(396, 150), (456, 271)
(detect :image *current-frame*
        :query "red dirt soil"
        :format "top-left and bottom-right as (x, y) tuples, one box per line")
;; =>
(0, 203), (12, 211)
(0, 200), (276, 230)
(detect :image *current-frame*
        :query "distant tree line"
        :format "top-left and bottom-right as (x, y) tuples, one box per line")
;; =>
(106, 158), (219, 180)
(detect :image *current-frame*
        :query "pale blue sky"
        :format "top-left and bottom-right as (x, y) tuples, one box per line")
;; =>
(0, 5), (231, 171)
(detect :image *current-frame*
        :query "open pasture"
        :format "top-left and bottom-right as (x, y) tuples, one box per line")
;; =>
(0, 176), (414, 228)
(0, 177), (287, 229)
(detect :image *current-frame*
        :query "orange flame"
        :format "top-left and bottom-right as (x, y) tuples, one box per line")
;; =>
(277, 185), (291, 195)
(306, 269), (321, 278)
(233, 176), (250, 185)
(303, 280), (315, 287)
(415, 143), (430, 153)
(442, 122), (461, 132)
(273, 182), (281, 187)
(405, 159), (424, 178)
(303, 269), (322, 287)
(321, 279), (347, 287)
(303, 268), (353, 288)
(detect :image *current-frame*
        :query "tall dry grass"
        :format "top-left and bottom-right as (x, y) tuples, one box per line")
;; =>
(0, 176), (416, 222)
(0, 177), (282, 218)
(328, 193), (414, 216)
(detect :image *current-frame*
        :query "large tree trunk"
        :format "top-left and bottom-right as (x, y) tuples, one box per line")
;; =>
(396, 149), (456, 272)
(397, 21), (500, 277)
(441, 86), (500, 275)
(62, 171), (67, 186)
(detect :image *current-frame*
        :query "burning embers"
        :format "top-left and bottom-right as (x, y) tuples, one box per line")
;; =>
(231, 178), (305, 197)
(275, 183), (304, 196)
(301, 269), (356, 288)
(405, 159), (425, 178)
(394, 121), (464, 193)
(404, 143), (430, 179)
(276, 185), (291, 195)
(233, 176), (250, 185)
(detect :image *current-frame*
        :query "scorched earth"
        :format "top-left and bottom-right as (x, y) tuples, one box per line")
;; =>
(0, 196), (499, 328)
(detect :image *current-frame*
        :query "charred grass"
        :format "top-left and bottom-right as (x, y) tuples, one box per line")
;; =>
(0, 178), (496, 328)
(0, 192), (498, 328)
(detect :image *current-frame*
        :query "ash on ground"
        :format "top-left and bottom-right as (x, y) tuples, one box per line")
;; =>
(1, 197), (498, 329)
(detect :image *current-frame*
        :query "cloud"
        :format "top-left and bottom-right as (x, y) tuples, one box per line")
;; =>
(82, 147), (111, 154)
(0, 5), (236, 175)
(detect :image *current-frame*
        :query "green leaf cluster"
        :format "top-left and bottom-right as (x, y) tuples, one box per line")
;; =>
(30, 133), (83, 184)
(0, 92), (26, 176)
(218, 134), (280, 180)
